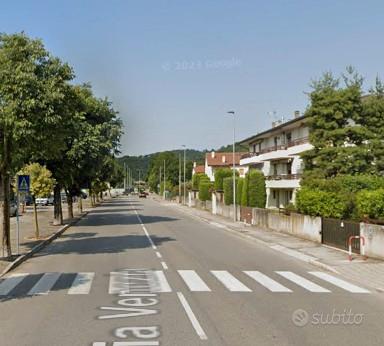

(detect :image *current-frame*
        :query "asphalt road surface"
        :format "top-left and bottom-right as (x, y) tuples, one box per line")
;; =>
(1, 196), (384, 346)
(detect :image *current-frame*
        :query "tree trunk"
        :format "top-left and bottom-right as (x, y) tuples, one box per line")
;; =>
(66, 191), (74, 219)
(89, 185), (95, 207)
(33, 198), (39, 239)
(53, 184), (63, 225)
(0, 131), (12, 257)
(78, 197), (83, 213)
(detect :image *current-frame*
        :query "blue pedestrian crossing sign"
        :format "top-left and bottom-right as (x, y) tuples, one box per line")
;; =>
(18, 175), (30, 193)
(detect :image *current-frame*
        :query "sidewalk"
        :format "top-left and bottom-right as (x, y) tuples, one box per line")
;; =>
(155, 197), (384, 292)
(0, 198), (95, 274)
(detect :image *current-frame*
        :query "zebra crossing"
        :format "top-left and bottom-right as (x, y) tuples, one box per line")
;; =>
(0, 269), (370, 298)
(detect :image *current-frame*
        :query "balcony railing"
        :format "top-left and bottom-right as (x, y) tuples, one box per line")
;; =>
(266, 174), (302, 180)
(241, 137), (310, 159)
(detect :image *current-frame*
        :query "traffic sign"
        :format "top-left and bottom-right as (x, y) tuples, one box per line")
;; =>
(18, 175), (30, 193)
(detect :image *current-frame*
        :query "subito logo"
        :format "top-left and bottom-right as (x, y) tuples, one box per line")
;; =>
(292, 309), (309, 327)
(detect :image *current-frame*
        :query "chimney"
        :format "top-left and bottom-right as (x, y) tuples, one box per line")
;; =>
(272, 121), (276, 128)
(211, 151), (215, 158)
(222, 155), (226, 163)
(294, 110), (300, 118)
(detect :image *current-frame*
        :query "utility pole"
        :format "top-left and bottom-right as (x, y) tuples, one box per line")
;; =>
(159, 166), (162, 195)
(182, 145), (186, 205)
(124, 162), (126, 191)
(227, 111), (236, 222)
(163, 160), (166, 199)
(179, 153), (181, 203)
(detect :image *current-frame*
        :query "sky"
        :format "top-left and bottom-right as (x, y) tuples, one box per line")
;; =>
(1, 0), (384, 156)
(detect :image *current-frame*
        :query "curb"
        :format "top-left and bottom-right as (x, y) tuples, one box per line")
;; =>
(157, 200), (339, 274)
(0, 210), (90, 278)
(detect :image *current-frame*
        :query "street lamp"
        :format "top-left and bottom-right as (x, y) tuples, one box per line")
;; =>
(182, 145), (186, 205)
(227, 111), (236, 222)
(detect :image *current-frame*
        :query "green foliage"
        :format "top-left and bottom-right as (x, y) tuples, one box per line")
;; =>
(241, 173), (249, 207)
(214, 168), (233, 191)
(296, 187), (349, 218)
(192, 173), (208, 191)
(356, 189), (384, 219)
(198, 175), (211, 201)
(223, 177), (238, 206)
(246, 170), (266, 208)
(18, 163), (55, 198)
(236, 178), (244, 205)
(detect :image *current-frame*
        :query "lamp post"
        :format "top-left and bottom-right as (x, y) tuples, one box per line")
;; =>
(182, 145), (186, 205)
(179, 152), (181, 203)
(227, 111), (236, 222)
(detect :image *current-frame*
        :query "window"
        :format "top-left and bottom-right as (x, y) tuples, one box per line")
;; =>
(286, 132), (292, 144)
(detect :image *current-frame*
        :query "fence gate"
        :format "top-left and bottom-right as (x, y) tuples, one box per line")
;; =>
(240, 207), (253, 224)
(321, 218), (360, 253)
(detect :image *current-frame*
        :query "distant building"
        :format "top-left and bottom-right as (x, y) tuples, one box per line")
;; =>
(192, 162), (205, 175)
(239, 112), (312, 209)
(205, 151), (247, 181)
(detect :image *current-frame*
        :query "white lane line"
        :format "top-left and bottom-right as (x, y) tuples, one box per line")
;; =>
(309, 272), (370, 293)
(210, 271), (251, 292)
(0, 273), (28, 295)
(177, 292), (208, 340)
(178, 270), (211, 292)
(161, 261), (168, 270)
(135, 210), (157, 250)
(276, 271), (330, 293)
(92, 343), (106, 346)
(155, 251), (162, 258)
(114, 342), (159, 346)
(27, 272), (61, 295)
(244, 271), (292, 292)
(68, 272), (95, 295)
(152, 270), (172, 292)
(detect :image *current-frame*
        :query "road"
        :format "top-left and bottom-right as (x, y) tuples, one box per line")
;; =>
(0, 196), (384, 346)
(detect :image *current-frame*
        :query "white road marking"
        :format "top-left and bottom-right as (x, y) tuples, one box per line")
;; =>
(155, 252), (162, 258)
(135, 210), (157, 250)
(151, 271), (172, 292)
(177, 292), (208, 340)
(210, 270), (251, 292)
(178, 270), (211, 292)
(244, 271), (292, 292)
(309, 272), (370, 293)
(276, 271), (330, 293)
(27, 272), (61, 295)
(114, 342), (159, 345)
(0, 273), (28, 295)
(92, 343), (106, 346)
(68, 272), (95, 295)
(161, 261), (168, 270)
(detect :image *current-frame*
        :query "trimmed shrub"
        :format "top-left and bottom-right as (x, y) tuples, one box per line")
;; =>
(356, 189), (384, 219)
(192, 173), (208, 190)
(248, 170), (266, 208)
(199, 180), (211, 201)
(223, 177), (239, 206)
(296, 187), (349, 218)
(236, 178), (244, 205)
(214, 168), (233, 191)
(241, 172), (249, 206)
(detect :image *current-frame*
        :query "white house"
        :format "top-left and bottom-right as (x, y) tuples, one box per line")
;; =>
(239, 113), (312, 209)
(205, 151), (247, 182)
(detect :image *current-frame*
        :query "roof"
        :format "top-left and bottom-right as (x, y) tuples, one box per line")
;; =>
(206, 152), (242, 166)
(239, 114), (307, 145)
(194, 165), (205, 174)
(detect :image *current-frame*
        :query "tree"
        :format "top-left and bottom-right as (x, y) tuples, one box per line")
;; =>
(236, 178), (244, 205)
(247, 170), (266, 208)
(18, 163), (55, 238)
(223, 177), (238, 206)
(301, 68), (374, 177)
(198, 175), (211, 201)
(0, 33), (73, 256)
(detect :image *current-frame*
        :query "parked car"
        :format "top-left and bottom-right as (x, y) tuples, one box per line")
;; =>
(139, 191), (147, 198)
(10, 201), (17, 217)
(36, 196), (54, 206)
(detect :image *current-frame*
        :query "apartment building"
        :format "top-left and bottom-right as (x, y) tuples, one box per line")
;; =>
(239, 113), (312, 208)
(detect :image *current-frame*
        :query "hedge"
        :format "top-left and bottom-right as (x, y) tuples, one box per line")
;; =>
(198, 174), (211, 201)
(236, 178), (244, 205)
(241, 173), (249, 206)
(295, 187), (349, 218)
(356, 189), (384, 219)
(214, 168), (233, 191)
(192, 173), (208, 190)
(223, 176), (239, 205)
(248, 170), (266, 208)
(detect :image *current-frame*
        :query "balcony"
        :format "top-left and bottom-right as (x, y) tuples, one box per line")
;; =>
(266, 174), (302, 181)
(241, 137), (310, 159)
